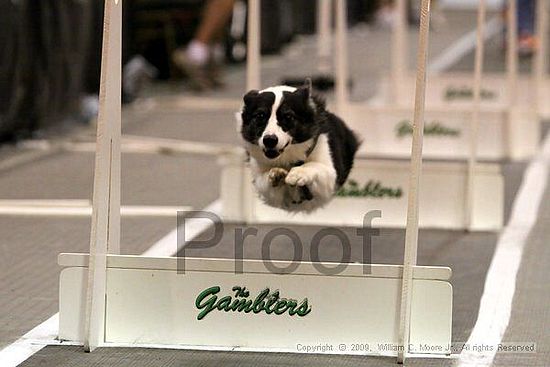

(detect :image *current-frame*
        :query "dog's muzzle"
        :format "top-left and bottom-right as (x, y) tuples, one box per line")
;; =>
(263, 149), (280, 159)
(262, 141), (290, 159)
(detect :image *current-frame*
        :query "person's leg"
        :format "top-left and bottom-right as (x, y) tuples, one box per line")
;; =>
(173, 0), (235, 90)
(375, 0), (395, 28)
(184, 0), (235, 65)
(204, 24), (229, 87)
(517, 0), (535, 36)
(195, 0), (235, 45)
(517, 0), (536, 56)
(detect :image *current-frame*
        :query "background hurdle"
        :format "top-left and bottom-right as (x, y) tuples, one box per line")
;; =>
(372, 0), (545, 161)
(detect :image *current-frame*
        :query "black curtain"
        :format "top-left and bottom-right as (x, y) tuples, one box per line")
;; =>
(0, 0), (95, 140)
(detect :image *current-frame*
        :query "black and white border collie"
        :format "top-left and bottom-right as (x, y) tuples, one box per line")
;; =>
(238, 84), (359, 212)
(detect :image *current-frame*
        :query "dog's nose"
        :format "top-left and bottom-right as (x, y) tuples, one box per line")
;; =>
(262, 134), (278, 149)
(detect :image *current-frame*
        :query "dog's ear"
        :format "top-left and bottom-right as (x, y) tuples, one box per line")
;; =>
(295, 78), (313, 100)
(294, 84), (311, 105)
(243, 90), (260, 106)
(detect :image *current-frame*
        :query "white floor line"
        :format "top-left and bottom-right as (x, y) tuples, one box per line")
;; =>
(0, 314), (59, 367)
(0, 205), (193, 217)
(0, 200), (221, 366)
(142, 199), (222, 257)
(0, 200), (91, 207)
(458, 132), (550, 366)
(428, 16), (502, 74)
(0, 149), (56, 172)
(131, 96), (241, 112)
(20, 136), (238, 157)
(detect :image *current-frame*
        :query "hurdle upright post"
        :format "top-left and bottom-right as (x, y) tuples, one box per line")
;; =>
(397, 0), (431, 363)
(334, 0), (349, 115)
(506, 0), (519, 107)
(317, 0), (332, 74)
(534, 0), (549, 114)
(237, 0), (262, 223)
(246, 0), (261, 91)
(84, 0), (122, 352)
(465, 0), (487, 230)
(505, 0), (521, 159)
(392, 0), (408, 102)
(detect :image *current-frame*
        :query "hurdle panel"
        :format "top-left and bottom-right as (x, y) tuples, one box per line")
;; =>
(58, 254), (452, 356)
(340, 102), (538, 161)
(220, 155), (503, 231)
(378, 72), (541, 110)
(378, 72), (546, 140)
(373, 0), (546, 160)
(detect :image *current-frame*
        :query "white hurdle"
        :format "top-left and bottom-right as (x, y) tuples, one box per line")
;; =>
(58, 0), (453, 362)
(372, 0), (544, 160)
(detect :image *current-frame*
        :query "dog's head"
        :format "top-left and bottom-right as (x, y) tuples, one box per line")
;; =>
(239, 85), (319, 160)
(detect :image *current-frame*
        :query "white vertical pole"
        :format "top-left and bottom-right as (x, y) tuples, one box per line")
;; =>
(334, 0), (349, 114)
(534, 0), (548, 113)
(242, 0), (261, 222)
(317, 0), (332, 74)
(246, 0), (261, 90)
(505, 0), (518, 158)
(465, 0), (486, 230)
(397, 0), (431, 363)
(392, 0), (408, 102)
(507, 0), (518, 106)
(84, 0), (122, 352)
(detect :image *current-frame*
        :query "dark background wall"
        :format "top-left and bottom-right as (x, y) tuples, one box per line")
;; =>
(0, 0), (95, 141)
(0, 0), (373, 141)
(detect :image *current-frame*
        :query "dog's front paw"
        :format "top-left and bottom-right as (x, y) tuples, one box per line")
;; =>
(268, 167), (288, 187)
(285, 166), (315, 187)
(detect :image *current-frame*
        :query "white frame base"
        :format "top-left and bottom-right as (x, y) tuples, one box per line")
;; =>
(58, 253), (453, 357)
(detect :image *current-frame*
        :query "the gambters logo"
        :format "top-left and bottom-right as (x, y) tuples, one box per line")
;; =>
(396, 120), (461, 138)
(195, 285), (312, 320)
(336, 179), (403, 198)
(444, 86), (496, 101)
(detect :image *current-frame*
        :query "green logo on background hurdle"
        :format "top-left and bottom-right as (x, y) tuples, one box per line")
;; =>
(336, 179), (403, 198)
(195, 286), (312, 320)
(396, 120), (460, 138)
(444, 86), (496, 101)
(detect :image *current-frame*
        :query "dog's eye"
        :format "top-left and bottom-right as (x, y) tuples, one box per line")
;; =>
(283, 113), (294, 121)
(254, 111), (267, 120)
